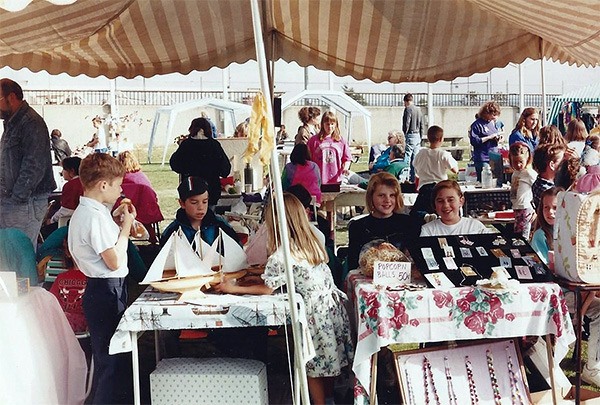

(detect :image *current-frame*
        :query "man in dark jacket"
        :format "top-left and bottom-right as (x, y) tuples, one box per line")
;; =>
(0, 78), (56, 248)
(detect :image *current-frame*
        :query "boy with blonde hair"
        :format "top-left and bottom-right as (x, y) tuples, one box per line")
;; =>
(411, 126), (458, 217)
(68, 153), (135, 404)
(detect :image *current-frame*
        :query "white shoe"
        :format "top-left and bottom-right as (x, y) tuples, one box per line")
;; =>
(581, 364), (600, 387)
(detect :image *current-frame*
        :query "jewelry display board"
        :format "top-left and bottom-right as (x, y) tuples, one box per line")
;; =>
(406, 234), (553, 288)
(463, 188), (512, 216)
(394, 339), (529, 405)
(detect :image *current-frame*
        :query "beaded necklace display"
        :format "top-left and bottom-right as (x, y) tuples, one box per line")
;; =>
(506, 346), (525, 404)
(465, 355), (479, 405)
(422, 356), (441, 405)
(404, 369), (416, 405)
(444, 356), (458, 405)
(486, 349), (502, 405)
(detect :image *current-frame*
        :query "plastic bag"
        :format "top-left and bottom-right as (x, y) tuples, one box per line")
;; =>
(358, 239), (409, 277)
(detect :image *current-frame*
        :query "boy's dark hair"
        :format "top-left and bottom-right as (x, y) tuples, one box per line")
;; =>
(79, 153), (125, 190)
(61, 156), (82, 175)
(178, 176), (209, 201)
(403, 93), (413, 102)
(532, 143), (566, 173)
(427, 125), (444, 143)
(290, 143), (310, 165)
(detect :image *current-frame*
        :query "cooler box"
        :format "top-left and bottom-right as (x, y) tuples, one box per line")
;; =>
(150, 357), (268, 405)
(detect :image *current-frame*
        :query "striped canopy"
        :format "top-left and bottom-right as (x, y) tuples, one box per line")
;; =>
(0, 0), (598, 82)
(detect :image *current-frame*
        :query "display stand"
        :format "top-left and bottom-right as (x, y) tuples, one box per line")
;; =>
(394, 339), (530, 405)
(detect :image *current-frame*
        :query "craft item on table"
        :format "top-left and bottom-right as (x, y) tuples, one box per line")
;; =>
(492, 236), (507, 246)
(444, 356), (458, 405)
(194, 229), (248, 274)
(443, 257), (458, 270)
(358, 240), (410, 277)
(437, 237), (448, 248)
(465, 356), (479, 405)
(141, 229), (217, 301)
(515, 265), (533, 280)
(510, 249), (522, 258)
(475, 246), (488, 256)
(386, 283), (427, 292)
(423, 356), (441, 405)
(476, 266), (519, 290)
(460, 265), (478, 277)
(511, 238), (526, 246)
(522, 254), (540, 266)
(506, 345), (526, 405)
(404, 369), (416, 405)
(499, 257), (512, 268)
(486, 349), (502, 405)
(490, 248), (506, 258)
(459, 236), (475, 246)
(421, 247), (440, 270)
(460, 247), (473, 258)
(425, 272), (455, 289)
(532, 263), (546, 275)
(443, 245), (455, 258)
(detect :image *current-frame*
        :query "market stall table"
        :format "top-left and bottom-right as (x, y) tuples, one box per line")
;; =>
(109, 287), (312, 405)
(0, 287), (88, 405)
(345, 270), (576, 404)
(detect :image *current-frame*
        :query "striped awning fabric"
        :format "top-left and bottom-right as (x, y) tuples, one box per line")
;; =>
(0, 0), (598, 81)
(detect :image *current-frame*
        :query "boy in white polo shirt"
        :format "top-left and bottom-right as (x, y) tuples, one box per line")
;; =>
(68, 153), (135, 404)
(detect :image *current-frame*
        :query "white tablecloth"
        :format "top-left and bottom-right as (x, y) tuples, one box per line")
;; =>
(0, 287), (87, 405)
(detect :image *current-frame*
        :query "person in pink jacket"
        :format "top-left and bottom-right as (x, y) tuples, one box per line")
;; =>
(307, 111), (352, 185)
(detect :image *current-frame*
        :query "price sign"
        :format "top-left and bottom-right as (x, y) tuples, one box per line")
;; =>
(373, 261), (411, 287)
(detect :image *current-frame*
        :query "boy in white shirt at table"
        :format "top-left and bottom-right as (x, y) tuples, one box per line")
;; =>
(68, 153), (135, 404)
(411, 126), (458, 219)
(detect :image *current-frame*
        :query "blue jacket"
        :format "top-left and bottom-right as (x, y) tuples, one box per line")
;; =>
(160, 208), (240, 254)
(0, 101), (56, 202)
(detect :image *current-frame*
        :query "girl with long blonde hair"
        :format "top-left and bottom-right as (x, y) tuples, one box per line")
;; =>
(216, 193), (354, 405)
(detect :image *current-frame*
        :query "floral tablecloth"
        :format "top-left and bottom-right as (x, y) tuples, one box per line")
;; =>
(346, 270), (576, 404)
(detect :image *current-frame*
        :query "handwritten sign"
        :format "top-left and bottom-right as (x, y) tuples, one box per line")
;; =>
(373, 261), (411, 287)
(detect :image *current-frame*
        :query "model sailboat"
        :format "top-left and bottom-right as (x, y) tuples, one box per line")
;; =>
(141, 229), (216, 300)
(195, 229), (248, 273)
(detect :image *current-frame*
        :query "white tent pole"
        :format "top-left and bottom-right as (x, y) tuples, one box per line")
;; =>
(541, 57), (547, 125)
(427, 83), (434, 126)
(250, 1), (311, 404)
(518, 63), (525, 113)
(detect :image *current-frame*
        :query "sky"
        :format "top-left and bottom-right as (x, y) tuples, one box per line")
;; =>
(0, 58), (598, 96)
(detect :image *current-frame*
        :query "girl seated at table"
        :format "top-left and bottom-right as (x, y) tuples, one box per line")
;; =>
(347, 172), (420, 271)
(216, 193), (353, 405)
(531, 186), (600, 386)
(420, 180), (489, 236)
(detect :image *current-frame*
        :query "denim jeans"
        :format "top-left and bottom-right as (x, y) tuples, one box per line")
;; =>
(405, 132), (421, 183)
(0, 195), (48, 250)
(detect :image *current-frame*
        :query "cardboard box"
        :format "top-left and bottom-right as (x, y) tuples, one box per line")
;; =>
(150, 357), (268, 405)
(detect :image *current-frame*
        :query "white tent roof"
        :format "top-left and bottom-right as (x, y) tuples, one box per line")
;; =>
(281, 90), (372, 150)
(147, 97), (252, 164)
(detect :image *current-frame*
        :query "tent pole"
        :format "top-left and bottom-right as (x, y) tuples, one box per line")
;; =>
(541, 57), (547, 125)
(518, 63), (524, 113)
(250, 1), (311, 404)
(427, 83), (434, 126)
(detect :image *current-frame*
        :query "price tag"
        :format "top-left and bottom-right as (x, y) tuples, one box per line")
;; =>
(373, 261), (411, 287)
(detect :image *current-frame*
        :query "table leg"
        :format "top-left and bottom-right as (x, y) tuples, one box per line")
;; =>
(544, 335), (558, 405)
(369, 352), (378, 405)
(574, 289), (583, 404)
(131, 331), (141, 405)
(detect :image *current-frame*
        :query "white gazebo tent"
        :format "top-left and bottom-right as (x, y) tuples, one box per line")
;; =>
(281, 90), (372, 152)
(147, 98), (252, 165)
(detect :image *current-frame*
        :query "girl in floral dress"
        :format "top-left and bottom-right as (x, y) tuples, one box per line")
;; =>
(216, 193), (353, 405)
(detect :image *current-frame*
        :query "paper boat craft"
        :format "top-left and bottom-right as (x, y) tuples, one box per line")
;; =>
(141, 230), (217, 301)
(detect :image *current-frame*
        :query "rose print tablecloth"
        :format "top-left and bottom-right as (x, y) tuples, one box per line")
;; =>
(346, 270), (575, 404)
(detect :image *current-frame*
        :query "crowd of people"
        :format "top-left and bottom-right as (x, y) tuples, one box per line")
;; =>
(4, 74), (600, 404)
